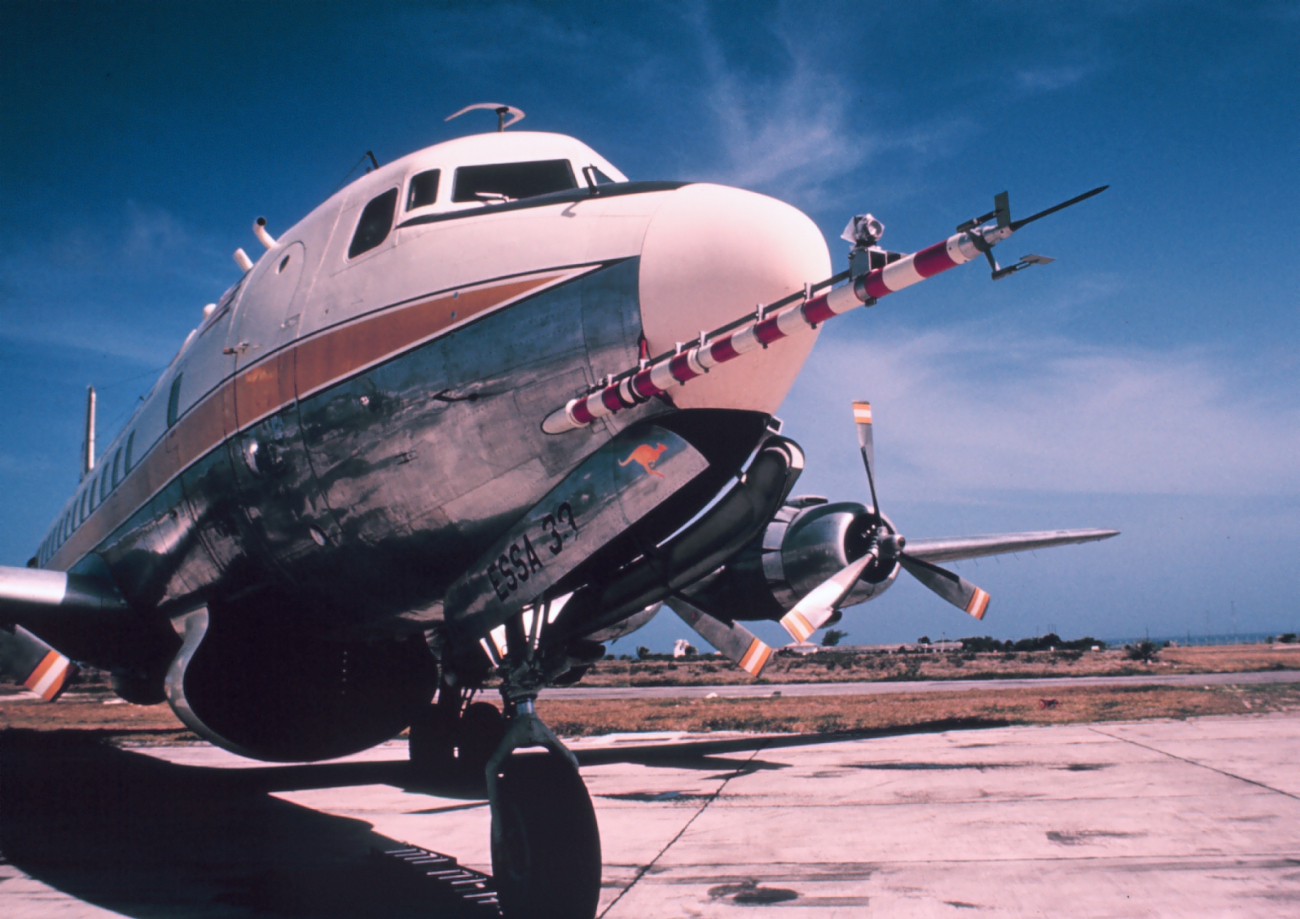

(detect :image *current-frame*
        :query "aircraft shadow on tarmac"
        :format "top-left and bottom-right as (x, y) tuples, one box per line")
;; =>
(0, 719), (1003, 917)
(0, 730), (494, 918)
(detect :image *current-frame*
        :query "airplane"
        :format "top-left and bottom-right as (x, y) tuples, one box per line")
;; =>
(0, 102), (1115, 918)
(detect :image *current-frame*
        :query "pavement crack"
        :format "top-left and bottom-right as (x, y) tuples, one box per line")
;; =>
(597, 742), (768, 918)
(1088, 726), (1299, 800)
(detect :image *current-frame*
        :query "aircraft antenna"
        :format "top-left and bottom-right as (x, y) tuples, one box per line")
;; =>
(81, 386), (96, 479)
(446, 103), (526, 132)
(330, 150), (383, 195)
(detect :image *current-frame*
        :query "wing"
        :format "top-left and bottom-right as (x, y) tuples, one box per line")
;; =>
(902, 528), (1119, 564)
(0, 565), (130, 625)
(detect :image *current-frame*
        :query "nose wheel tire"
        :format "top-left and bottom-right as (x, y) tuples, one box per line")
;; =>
(491, 751), (601, 919)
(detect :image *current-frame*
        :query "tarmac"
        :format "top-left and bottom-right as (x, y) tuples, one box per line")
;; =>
(2, 712), (1298, 918)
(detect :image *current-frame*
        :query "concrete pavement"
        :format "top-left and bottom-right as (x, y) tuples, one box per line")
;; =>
(2, 713), (1298, 917)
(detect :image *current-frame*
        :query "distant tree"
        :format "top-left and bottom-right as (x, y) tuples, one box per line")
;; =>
(916, 636), (931, 645)
(1280, 633), (1297, 644)
(957, 636), (1006, 653)
(822, 629), (848, 647)
(636, 646), (652, 660)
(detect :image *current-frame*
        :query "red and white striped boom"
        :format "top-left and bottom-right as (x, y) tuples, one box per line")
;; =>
(543, 187), (1105, 434)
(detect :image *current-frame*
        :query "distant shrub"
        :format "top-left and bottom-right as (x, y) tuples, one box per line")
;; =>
(977, 633), (1107, 653)
(1279, 633), (1297, 644)
(1125, 640), (1160, 662)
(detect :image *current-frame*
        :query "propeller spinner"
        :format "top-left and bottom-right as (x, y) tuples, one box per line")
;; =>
(779, 400), (989, 644)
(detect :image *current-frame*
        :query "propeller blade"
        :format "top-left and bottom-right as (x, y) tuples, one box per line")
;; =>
(780, 552), (874, 643)
(898, 553), (990, 620)
(853, 400), (880, 520)
(671, 597), (773, 677)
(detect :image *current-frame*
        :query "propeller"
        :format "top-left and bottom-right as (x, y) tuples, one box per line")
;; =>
(779, 400), (989, 643)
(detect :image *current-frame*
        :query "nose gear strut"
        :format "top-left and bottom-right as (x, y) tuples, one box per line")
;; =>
(484, 608), (602, 919)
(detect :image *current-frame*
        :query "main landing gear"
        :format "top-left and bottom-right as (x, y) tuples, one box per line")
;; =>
(411, 611), (602, 919)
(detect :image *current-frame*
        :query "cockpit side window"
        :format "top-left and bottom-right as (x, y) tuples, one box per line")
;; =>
(452, 160), (577, 203)
(406, 170), (441, 210)
(348, 188), (399, 258)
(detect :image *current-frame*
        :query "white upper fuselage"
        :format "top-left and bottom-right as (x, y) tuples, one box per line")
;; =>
(38, 129), (830, 576)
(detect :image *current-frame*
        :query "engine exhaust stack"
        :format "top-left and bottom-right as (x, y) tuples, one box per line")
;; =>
(253, 216), (277, 249)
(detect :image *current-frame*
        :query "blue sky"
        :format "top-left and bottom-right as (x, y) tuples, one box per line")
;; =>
(2, 1), (1297, 649)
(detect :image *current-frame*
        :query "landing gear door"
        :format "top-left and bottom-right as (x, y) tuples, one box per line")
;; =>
(442, 425), (711, 639)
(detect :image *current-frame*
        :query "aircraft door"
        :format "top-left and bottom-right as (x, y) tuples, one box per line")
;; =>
(165, 287), (244, 581)
(228, 242), (306, 368)
(226, 242), (344, 586)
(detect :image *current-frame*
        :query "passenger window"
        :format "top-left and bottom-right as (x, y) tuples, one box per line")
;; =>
(79, 490), (88, 522)
(406, 170), (441, 210)
(112, 448), (122, 487)
(167, 375), (184, 428)
(100, 463), (111, 501)
(125, 431), (135, 471)
(452, 160), (577, 203)
(348, 188), (399, 258)
(89, 478), (99, 511)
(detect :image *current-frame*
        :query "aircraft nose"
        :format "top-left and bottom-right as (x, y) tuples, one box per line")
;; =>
(638, 184), (831, 416)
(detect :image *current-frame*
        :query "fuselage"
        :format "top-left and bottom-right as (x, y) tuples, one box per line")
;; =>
(32, 130), (830, 661)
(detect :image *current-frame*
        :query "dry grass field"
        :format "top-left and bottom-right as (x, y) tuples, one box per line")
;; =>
(575, 643), (1300, 687)
(536, 682), (1300, 737)
(2, 644), (1297, 743)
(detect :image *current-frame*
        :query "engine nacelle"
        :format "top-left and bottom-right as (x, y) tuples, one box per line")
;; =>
(164, 595), (437, 762)
(682, 496), (899, 622)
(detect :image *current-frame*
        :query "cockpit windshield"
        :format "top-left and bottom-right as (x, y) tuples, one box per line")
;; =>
(452, 159), (577, 203)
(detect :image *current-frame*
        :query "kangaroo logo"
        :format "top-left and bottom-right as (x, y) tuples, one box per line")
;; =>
(620, 442), (668, 478)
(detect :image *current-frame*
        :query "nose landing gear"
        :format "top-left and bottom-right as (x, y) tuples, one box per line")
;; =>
(487, 701), (601, 919)
(422, 609), (603, 919)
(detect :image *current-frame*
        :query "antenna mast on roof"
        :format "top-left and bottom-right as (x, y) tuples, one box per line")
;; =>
(81, 386), (95, 479)
(445, 102), (526, 132)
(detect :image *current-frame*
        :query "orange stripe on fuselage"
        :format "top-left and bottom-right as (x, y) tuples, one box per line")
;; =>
(295, 275), (552, 401)
(47, 271), (575, 571)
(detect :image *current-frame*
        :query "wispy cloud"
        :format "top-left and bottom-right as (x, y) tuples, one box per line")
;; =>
(675, 5), (973, 211)
(0, 201), (235, 364)
(1014, 63), (1095, 93)
(782, 326), (1300, 500)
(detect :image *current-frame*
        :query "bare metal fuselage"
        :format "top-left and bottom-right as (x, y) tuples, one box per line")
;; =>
(33, 131), (830, 670)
